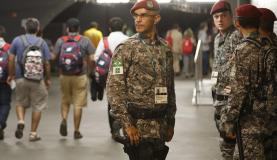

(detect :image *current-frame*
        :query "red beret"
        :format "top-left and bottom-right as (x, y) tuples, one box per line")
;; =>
(130, 0), (160, 14)
(259, 8), (277, 22)
(210, 0), (231, 15)
(235, 4), (261, 19)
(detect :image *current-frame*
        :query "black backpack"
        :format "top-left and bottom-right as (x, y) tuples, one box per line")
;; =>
(243, 37), (277, 104)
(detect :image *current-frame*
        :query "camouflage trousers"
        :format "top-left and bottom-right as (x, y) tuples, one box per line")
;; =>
(214, 100), (236, 160)
(264, 132), (277, 160)
(219, 138), (236, 160)
(233, 133), (265, 160)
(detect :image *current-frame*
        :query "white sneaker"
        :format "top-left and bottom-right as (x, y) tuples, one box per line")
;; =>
(29, 133), (41, 142)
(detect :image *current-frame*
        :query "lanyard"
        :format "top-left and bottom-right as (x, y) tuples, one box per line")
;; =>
(141, 39), (167, 85)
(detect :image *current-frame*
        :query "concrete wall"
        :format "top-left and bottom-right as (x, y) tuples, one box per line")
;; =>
(0, 0), (74, 42)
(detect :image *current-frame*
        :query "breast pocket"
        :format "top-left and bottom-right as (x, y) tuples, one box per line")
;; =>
(136, 64), (155, 88)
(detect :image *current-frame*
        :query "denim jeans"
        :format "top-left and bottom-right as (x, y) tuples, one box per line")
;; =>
(0, 83), (11, 129)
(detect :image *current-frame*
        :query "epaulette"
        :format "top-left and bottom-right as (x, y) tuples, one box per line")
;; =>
(158, 37), (168, 46)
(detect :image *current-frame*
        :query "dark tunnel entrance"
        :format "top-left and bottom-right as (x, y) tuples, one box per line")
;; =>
(44, 2), (211, 43)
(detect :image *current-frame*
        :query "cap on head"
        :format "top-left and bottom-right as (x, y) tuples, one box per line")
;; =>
(235, 4), (261, 19)
(210, 0), (231, 15)
(130, 0), (160, 14)
(259, 8), (277, 22)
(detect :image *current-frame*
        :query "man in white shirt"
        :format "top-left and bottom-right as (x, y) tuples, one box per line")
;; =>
(94, 17), (129, 60)
(94, 17), (128, 141)
(165, 24), (183, 75)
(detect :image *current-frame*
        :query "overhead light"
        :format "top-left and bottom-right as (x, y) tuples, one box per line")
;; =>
(96, 0), (172, 3)
(157, 0), (172, 3)
(186, 0), (219, 3)
(96, 0), (129, 3)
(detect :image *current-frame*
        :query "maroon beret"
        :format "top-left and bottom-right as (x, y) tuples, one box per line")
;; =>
(210, 0), (231, 15)
(259, 8), (277, 22)
(235, 4), (261, 19)
(130, 0), (160, 14)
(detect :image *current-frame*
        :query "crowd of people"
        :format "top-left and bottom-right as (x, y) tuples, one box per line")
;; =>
(0, 0), (276, 160)
(165, 20), (216, 78)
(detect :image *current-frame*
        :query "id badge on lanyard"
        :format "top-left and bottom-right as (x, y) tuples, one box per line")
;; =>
(211, 71), (218, 85)
(155, 87), (168, 104)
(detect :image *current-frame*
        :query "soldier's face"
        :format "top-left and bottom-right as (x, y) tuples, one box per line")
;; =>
(132, 8), (161, 34)
(213, 11), (233, 32)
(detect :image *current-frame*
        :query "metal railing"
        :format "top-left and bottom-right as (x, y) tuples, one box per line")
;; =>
(193, 40), (203, 105)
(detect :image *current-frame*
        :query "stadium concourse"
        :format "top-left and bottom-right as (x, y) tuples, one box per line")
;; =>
(0, 76), (219, 160)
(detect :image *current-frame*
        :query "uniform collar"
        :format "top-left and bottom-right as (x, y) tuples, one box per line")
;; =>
(220, 25), (236, 37)
(269, 32), (277, 42)
(246, 31), (259, 39)
(218, 25), (236, 45)
(137, 33), (161, 45)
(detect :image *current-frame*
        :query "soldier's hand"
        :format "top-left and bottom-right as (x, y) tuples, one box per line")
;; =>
(125, 126), (140, 146)
(166, 127), (174, 142)
(226, 132), (236, 140)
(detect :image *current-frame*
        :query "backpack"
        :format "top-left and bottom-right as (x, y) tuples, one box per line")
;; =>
(165, 31), (173, 48)
(59, 35), (83, 75)
(21, 35), (44, 81)
(243, 38), (277, 103)
(0, 43), (10, 81)
(95, 37), (113, 83)
(182, 38), (193, 55)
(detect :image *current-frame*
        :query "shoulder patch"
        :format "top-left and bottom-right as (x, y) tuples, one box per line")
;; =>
(112, 59), (123, 75)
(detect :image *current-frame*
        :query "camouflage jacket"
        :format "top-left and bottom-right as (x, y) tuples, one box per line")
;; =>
(106, 33), (176, 139)
(213, 26), (242, 94)
(222, 32), (270, 134)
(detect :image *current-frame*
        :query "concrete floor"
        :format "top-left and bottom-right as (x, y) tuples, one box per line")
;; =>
(0, 76), (221, 160)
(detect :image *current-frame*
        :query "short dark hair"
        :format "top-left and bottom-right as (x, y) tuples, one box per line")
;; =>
(25, 17), (40, 34)
(109, 17), (124, 32)
(66, 18), (80, 33)
(0, 25), (6, 37)
(259, 20), (274, 32)
(236, 17), (259, 29)
(90, 21), (99, 28)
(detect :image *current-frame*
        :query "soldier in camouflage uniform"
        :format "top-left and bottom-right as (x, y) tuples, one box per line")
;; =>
(210, 1), (242, 159)
(221, 4), (270, 160)
(106, 0), (176, 159)
(258, 8), (277, 160)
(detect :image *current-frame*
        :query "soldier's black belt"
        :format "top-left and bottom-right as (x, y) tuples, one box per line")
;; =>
(127, 103), (167, 119)
(216, 94), (228, 101)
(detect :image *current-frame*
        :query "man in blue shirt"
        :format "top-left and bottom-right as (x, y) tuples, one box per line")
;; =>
(8, 17), (51, 142)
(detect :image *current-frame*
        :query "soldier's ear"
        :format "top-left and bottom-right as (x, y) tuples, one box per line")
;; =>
(154, 15), (161, 25)
(234, 19), (240, 29)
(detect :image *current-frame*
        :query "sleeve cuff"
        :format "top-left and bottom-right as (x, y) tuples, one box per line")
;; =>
(167, 117), (175, 128)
